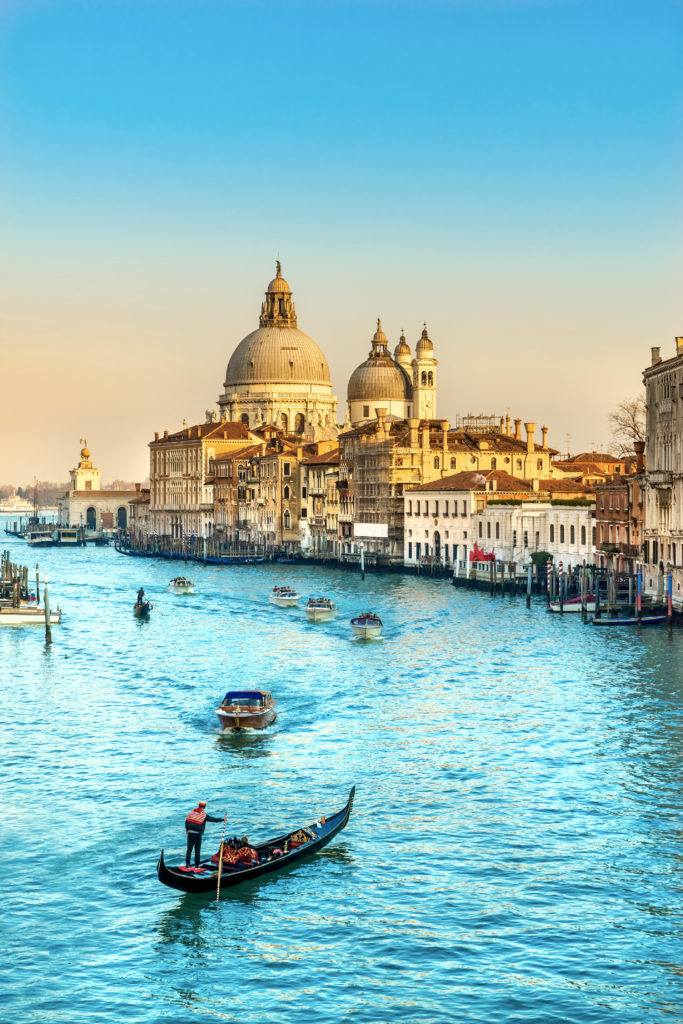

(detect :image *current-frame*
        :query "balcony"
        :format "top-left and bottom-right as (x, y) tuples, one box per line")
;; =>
(648, 470), (673, 488)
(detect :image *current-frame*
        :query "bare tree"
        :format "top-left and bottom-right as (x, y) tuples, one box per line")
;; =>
(608, 394), (646, 456)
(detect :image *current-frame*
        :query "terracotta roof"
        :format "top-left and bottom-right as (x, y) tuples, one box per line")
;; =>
(152, 422), (253, 445)
(539, 478), (593, 494)
(213, 445), (263, 462)
(68, 489), (139, 498)
(409, 470), (531, 493)
(569, 451), (621, 463)
(302, 448), (340, 466)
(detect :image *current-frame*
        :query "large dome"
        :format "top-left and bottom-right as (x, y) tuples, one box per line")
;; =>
(225, 325), (331, 386)
(348, 319), (412, 403)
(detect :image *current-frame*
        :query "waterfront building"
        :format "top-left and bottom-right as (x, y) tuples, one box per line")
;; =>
(217, 263), (338, 438)
(300, 447), (340, 556)
(148, 420), (256, 538)
(57, 441), (140, 532)
(593, 443), (645, 573)
(641, 338), (683, 604)
(403, 469), (594, 568)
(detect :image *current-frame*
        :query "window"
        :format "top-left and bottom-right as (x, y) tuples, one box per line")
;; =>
(408, 500), (412, 516)
(416, 500), (420, 516)
(424, 502), (429, 517)
(478, 522), (483, 538)
(560, 525), (565, 543)
(487, 522), (491, 539)
(516, 459), (522, 470)
(535, 531), (539, 550)
(363, 405), (370, 418)
(283, 510), (291, 529)
(283, 485), (290, 499)
(434, 501), (439, 516)
(570, 525), (575, 544)
(512, 530), (517, 548)
(450, 458), (457, 469)
(524, 531), (528, 548)
(434, 456), (440, 469)
(408, 542), (412, 559)
(537, 459), (543, 470)
(421, 371), (427, 386)
(302, 486), (307, 498)
(550, 524), (555, 542)
(495, 522), (499, 539)
(416, 542), (421, 560)
(443, 501), (449, 517)
(300, 508), (307, 518)
(491, 458), (497, 470)
(283, 462), (291, 477)
(427, 371), (433, 386)
(581, 525), (586, 545)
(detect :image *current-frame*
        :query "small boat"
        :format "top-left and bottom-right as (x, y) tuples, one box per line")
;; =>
(305, 597), (337, 621)
(133, 600), (151, 619)
(168, 576), (196, 595)
(157, 786), (355, 894)
(270, 586), (301, 607)
(351, 612), (383, 639)
(25, 529), (55, 547)
(548, 596), (597, 614)
(591, 615), (668, 627)
(0, 604), (62, 625)
(216, 689), (276, 730)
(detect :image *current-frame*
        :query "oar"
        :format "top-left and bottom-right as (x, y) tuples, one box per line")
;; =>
(151, 604), (165, 617)
(216, 810), (228, 902)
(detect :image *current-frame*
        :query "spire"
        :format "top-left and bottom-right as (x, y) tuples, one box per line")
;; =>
(261, 263), (297, 327)
(276, 259), (282, 277)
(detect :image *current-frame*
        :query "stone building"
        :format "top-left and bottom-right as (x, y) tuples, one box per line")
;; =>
(641, 338), (683, 604)
(594, 444), (645, 573)
(347, 320), (437, 424)
(300, 448), (340, 556)
(57, 441), (139, 532)
(218, 263), (338, 438)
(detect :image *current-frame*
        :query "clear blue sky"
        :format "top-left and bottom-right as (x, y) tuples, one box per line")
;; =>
(1, 0), (681, 480)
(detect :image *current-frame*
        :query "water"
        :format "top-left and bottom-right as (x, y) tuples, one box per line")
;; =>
(1, 524), (682, 1023)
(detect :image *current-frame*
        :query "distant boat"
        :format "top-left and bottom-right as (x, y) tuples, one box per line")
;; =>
(305, 597), (337, 622)
(350, 612), (383, 639)
(133, 600), (151, 619)
(0, 493), (34, 514)
(592, 615), (667, 627)
(270, 586), (301, 607)
(168, 577), (196, 595)
(547, 596), (597, 614)
(216, 689), (276, 730)
(25, 528), (55, 547)
(0, 604), (62, 625)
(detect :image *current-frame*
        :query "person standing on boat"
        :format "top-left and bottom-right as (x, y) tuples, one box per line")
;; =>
(185, 801), (223, 867)
(137, 587), (145, 606)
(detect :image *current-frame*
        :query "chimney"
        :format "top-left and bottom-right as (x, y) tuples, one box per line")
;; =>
(421, 426), (430, 450)
(505, 413), (511, 436)
(677, 337), (683, 357)
(408, 418), (419, 447)
(634, 440), (645, 473)
(154, 431), (159, 442)
(541, 425), (548, 448)
(525, 422), (536, 454)
(375, 408), (388, 439)
(164, 429), (168, 439)
(490, 478), (497, 492)
(135, 482), (141, 492)
(441, 419), (450, 451)
(514, 419), (522, 441)
(651, 347), (661, 365)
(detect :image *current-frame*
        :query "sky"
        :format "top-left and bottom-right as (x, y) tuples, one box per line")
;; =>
(1, 0), (681, 484)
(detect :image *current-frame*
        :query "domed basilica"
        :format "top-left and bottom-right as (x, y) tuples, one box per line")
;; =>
(218, 263), (439, 434)
(218, 263), (338, 439)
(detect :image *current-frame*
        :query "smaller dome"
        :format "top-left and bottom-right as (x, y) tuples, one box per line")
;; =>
(267, 260), (291, 294)
(416, 325), (433, 354)
(394, 331), (411, 359)
(81, 447), (90, 460)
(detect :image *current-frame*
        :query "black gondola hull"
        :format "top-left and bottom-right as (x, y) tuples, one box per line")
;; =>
(157, 786), (355, 894)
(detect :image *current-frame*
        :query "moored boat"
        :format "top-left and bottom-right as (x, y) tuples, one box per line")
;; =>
(168, 576), (196, 595)
(216, 689), (276, 730)
(25, 529), (55, 547)
(270, 585), (301, 607)
(157, 786), (355, 894)
(305, 597), (337, 621)
(351, 612), (383, 639)
(548, 596), (597, 614)
(0, 603), (62, 625)
(591, 615), (667, 627)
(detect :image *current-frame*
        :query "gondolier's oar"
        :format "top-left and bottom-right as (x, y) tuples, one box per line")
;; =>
(216, 810), (228, 902)
(151, 604), (165, 617)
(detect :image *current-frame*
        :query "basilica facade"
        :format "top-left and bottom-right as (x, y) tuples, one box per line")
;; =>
(347, 319), (438, 424)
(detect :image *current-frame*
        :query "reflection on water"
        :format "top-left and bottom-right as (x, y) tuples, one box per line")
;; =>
(2, 525), (683, 1023)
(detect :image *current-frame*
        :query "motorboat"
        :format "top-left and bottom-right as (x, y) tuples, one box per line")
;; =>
(547, 595), (597, 614)
(350, 612), (383, 639)
(270, 586), (301, 607)
(25, 529), (55, 547)
(157, 787), (355, 894)
(168, 576), (196, 595)
(216, 689), (276, 730)
(592, 615), (668, 627)
(0, 603), (62, 625)
(305, 597), (337, 622)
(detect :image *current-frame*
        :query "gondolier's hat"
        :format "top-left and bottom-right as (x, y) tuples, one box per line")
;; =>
(198, 800), (207, 807)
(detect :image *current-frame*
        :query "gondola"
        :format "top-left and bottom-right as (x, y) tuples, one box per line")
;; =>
(133, 601), (151, 619)
(157, 786), (355, 894)
(591, 614), (667, 626)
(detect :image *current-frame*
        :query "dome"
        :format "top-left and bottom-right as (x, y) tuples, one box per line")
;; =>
(267, 274), (291, 294)
(225, 326), (331, 386)
(348, 318), (412, 404)
(394, 331), (411, 359)
(416, 325), (434, 354)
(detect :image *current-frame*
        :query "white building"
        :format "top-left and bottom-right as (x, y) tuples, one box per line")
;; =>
(57, 441), (139, 532)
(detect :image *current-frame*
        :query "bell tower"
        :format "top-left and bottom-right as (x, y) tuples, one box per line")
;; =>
(411, 325), (438, 419)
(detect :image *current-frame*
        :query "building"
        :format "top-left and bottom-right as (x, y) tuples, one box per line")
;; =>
(57, 441), (139, 532)
(641, 338), (683, 604)
(593, 443), (645, 573)
(217, 262), (338, 438)
(300, 447), (340, 556)
(347, 320), (437, 424)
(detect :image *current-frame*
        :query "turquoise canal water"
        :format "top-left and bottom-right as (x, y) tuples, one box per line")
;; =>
(1, 522), (683, 1023)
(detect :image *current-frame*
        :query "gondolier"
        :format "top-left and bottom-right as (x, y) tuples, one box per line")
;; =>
(185, 800), (223, 867)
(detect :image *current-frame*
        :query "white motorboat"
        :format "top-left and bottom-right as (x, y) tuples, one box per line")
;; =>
(270, 586), (301, 607)
(168, 576), (196, 595)
(350, 612), (383, 639)
(547, 596), (597, 614)
(305, 597), (337, 621)
(0, 603), (62, 625)
(0, 493), (34, 514)
(25, 529), (55, 547)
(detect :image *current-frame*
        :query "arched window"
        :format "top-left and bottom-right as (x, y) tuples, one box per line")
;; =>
(281, 413), (288, 431)
(537, 459), (543, 469)
(241, 413), (249, 426)
(427, 371), (433, 386)
(421, 371), (427, 386)
(433, 456), (440, 469)
(491, 458), (497, 469)
(283, 485), (290, 500)
(570, 525), (575, 544)
(450, 458), (457, 469)
(117, 506), (127, 529)
(295, 413), (305, 434)
(283, 510), (291, 529)
(581, 525), (586, 545)
(560, 524), (565, 543)
(550, 524), (555, 543)
(86, 507), (96, 530)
